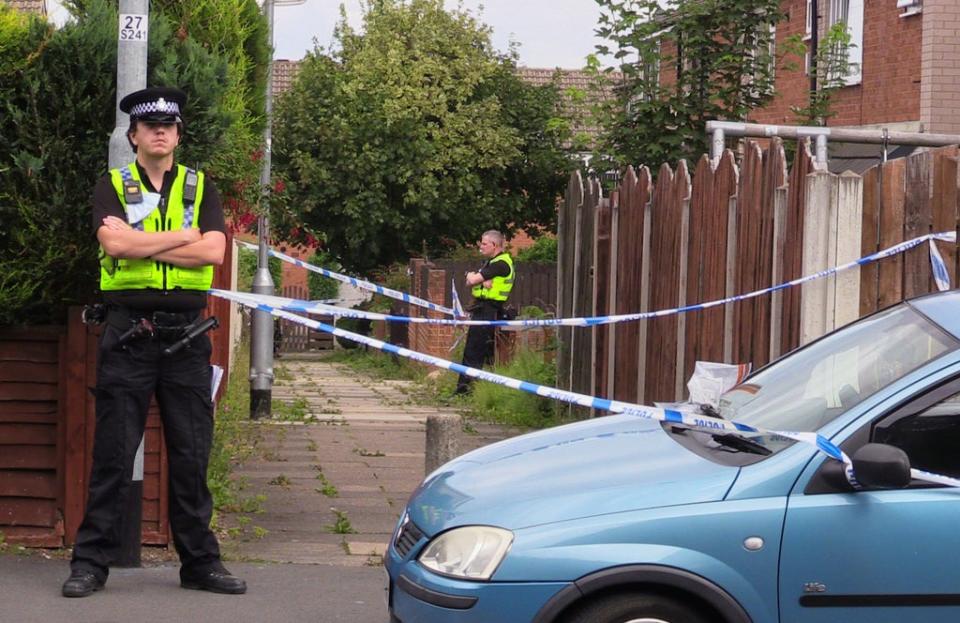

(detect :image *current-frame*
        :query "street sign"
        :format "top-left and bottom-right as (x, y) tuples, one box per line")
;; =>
(118, 14), (148, 42)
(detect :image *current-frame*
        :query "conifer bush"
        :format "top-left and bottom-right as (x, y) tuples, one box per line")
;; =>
(0, 0), (267, 324)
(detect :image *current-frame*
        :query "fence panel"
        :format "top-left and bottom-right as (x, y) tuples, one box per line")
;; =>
(571, 178), (599, 401)
(904, 152), (934, 298)
(733, 142), (765, 366)
(682, 152), (739, 385)
(859, 163), (882, 316)
(932, 147), (960, 285)
(780, 140), (814, 354)
(753, 141), (787, 368)
(644, 162), (688, 404)
(594, 195), (614, 398)
(612, 166), (651, 403)
(557, 172), (583, 391)
(279, 285), (333, 352)
(683, 156), (714, 388)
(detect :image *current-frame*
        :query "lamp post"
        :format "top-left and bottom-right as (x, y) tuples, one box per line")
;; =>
(250, 0), (305, 419)
(110, 0), (149, 567)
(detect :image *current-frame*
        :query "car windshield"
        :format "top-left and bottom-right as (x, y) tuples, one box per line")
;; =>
(716, 304), (958, 451)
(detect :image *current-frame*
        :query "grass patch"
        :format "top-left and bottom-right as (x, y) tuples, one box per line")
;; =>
(463, 349), (565, 429)
(268, 473), (293, 488)
(274, 362), (294, 381)
(272, 396), (312, 422)
(355, 447), (386, 458)
(209, 335), (263, 516)
(324, 348), (424, 381)
(327, 508), (356, 534)
(326, 336), (572, 431)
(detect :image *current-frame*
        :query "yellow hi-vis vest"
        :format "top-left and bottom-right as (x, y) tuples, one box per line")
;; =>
(471, 252), (514, 302)
(99, 163), (213, 292)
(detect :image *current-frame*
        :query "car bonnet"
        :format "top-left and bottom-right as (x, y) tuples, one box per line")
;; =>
(406, 414), (739, 534)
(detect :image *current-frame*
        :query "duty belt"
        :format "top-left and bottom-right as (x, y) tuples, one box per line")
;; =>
(106, 306), (199, 332)
(106, 307), (207, 349)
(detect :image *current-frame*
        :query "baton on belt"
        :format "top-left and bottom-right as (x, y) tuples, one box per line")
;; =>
(162, 316), (219, 356)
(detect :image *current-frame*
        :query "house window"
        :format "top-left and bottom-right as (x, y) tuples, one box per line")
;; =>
(627, 41), (660, 109)
(826, 0), (863, 85)
(744, 23), (777, 99)
(897, 0), (922, 18)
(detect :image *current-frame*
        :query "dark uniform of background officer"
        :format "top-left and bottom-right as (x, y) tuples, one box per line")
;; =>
(455, 230), (515, 395)
(62, 87), (245, 597)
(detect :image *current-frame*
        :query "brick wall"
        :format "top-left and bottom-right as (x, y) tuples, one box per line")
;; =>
(279, 247), (309, 293)
(921, 0), (960, 134)
(406, 261), (456, 360)
(753, 0), (922, 127)
(651, 2), (923, 129)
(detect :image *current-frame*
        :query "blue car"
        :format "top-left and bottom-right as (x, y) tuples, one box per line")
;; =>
(386, 290), (960, 623)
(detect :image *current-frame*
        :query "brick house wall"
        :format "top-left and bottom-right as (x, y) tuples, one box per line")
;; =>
(921, 0), (960, 134)
(655, 2), (938, 133)
(753, 0), (923, 128)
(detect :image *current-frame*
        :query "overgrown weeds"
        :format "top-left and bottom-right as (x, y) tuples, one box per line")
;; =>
(463, 349), (564, 428)
(328, 340), (571, 430)
(208, 335), (264, 519)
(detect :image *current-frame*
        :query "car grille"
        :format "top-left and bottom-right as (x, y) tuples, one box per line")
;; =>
(394, 517), (425, 558)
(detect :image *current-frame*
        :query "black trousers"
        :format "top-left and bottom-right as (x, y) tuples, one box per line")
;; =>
(456, 302), (502, 393)
(71, 314), (221, 580)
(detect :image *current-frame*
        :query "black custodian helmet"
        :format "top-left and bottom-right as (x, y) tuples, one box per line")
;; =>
(119, 86), (186, 123)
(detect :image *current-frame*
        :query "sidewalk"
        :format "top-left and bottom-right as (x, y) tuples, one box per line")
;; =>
(0, 356), (521, 623)
(220, 356), (519, 567)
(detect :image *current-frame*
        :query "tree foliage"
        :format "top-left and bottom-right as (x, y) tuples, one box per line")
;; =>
(592, 0), (787, 166)
(787, 22), (853, 126)
(0, 0), (267, 324)
(272, 0), (572, 274)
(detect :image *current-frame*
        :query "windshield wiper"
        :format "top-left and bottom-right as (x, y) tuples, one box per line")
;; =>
(710, 433), (772, 456)
(700, 404), (723, 419)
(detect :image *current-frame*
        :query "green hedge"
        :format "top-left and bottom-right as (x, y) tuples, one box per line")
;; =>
(0, 0), (267, 325)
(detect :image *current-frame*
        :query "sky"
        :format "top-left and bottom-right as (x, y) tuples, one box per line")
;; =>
(47, 0), (609, 70)
(272, 0), (606, 68)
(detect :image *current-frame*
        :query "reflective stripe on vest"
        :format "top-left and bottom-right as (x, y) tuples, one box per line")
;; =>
(99, 163), (213, 292)
(471, 252), (514, 302)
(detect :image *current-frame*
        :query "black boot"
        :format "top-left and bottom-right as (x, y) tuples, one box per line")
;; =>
(180, 567), (247, 594)
(62, 569), (105, 598)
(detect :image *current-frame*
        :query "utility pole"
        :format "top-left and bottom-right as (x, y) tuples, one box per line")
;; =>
(250, 0), (304, 419)
(250, 0), (277, 420)
(110, 0), (149, 568)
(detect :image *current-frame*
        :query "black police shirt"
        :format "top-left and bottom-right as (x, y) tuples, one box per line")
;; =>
(92, 161), (227, 311)
(478, 256), (511, 281)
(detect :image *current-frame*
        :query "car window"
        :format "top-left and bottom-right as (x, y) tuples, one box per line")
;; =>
(718, 304), (957, 441)
(873, 388), (960, 479)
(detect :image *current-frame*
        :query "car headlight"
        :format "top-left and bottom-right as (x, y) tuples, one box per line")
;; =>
(417, 526), (513, 580)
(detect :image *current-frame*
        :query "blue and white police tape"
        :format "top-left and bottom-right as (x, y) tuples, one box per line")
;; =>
(235, 239), (462, 318)
(220, 231), (957, 329)
(216, 290), (960, 490)
(451, 278), (466, 318)
(929, 238), (951, 292)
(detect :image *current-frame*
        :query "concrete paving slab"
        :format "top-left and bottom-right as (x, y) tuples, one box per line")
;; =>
(221, 358), (518, 567)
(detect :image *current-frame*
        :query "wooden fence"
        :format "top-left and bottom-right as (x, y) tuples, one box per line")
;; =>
(402, 259), (557, 361)
(1, 238), (235, 547)
(559, 141), (960, 407)
(425, 260), (557, 313)
(277, 285), (335, 353)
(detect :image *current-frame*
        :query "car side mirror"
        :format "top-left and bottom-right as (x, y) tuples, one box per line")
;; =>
(851, 443), (912, 490)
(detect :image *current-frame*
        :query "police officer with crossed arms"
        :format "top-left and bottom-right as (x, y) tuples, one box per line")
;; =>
(455, 230), (515, 395)
(63, 87), (245, 597)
